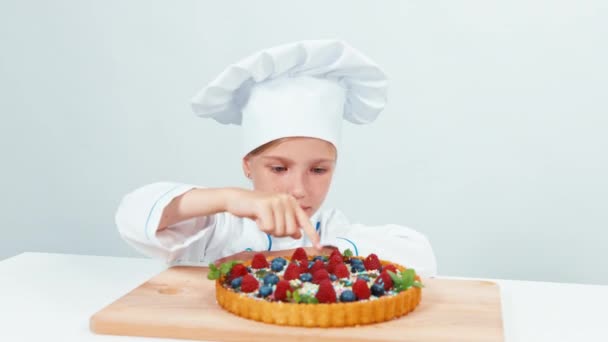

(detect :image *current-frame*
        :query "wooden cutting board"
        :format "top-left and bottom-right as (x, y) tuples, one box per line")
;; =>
(90, 266), (504, 341)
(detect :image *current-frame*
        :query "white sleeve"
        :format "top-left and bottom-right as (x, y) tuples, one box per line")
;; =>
(114, 181), (217, 263)
(321, 209), (438, 277)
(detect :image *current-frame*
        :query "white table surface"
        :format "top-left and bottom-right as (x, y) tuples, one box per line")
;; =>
(1, 252), (607, 342)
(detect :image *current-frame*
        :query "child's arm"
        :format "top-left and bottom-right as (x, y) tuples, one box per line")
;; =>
(155, 187), (321, 248)
(156, 188), (231, 231)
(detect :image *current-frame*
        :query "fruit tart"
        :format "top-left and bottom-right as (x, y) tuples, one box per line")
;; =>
(207, 248), (423, 327)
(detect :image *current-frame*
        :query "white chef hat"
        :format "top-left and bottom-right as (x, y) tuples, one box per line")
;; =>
(191, 40), (388, 157)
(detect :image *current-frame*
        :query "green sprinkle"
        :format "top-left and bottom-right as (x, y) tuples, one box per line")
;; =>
(255, 269), (268, 278)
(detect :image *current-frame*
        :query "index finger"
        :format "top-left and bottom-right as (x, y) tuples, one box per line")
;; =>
(295, 207), (321, 250)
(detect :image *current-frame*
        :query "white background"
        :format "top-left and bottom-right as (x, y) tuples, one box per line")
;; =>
(1, 0), (606, 284)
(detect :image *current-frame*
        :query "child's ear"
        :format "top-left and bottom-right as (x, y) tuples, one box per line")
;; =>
(242, 157), (252, 179)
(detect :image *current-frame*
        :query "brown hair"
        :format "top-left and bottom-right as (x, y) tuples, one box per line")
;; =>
(245, 137), (338, 160)
(245, 138), (292, 158)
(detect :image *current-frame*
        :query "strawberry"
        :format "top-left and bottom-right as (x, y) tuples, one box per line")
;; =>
(363, 253), (382, 271)
(312, 269), (330, 284)
(383, 264), (398, 274)
(326, 254), (343, 273)
(333, 263), (350, 279)
(291, 247), (308, 262)
(274, 280), (291, 301)
(315, 279), (337, 303)
(228, 263), (248, 281)
(298, 259), (310, 273)
(240, 274), (259, 293)
(251, 253), (269, 269)
(352, 279), (371, 300)
(283, 262), (301, 281)
(309, 260), (326, 274)
(375, 270), (394, 290)
(329, 248), (342, 261)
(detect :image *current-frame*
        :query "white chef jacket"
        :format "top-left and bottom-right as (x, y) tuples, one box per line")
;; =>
(115, 182), (438, 277)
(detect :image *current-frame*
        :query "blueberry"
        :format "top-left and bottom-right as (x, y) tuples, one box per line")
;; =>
(371, 283), (385, 297)
(329, 274), (337, 281)
(272, 257), (287, 266)
(263, 273), (280, 286)
(246, 267), (252, 273)
(270, 262), (284, 272)
(351, 258), (363, 265)
(230, 277), (243, 289)
(299, 273), (313, 282)
(340, 290), (357, 302)
(312, 256), (325, 262)
(308, 261), (315, 269)
(351, 264), (365, 273)
(258, 285), (273, 298)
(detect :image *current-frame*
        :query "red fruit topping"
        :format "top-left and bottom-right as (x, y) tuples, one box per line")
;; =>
(333, 263), (350, 279)
(228, 263), (248, 281)
(251, 253), (269, 269)
(283, 262), (301, 281)
(240, 274), (259, 293)
(315, 279), (337, 303)
(312, 269), (330, 284)
(298, 259), (309, 273)
(352, 279), (371, 300)
(309, 260), (326, 274)
(291, 247), (308, 262)
(383, 264), (398, 274)
(327, 254), (343, 273)
(274, 280), (291, 301)
(376, 270), (394, 290)
(363, 253), (382, 271)
(329, 248), (342, 261)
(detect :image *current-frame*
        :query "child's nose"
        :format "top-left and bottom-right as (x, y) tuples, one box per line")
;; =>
(289, 173), (307, 199)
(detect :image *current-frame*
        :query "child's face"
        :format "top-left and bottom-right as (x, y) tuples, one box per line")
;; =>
(243, 137), (337, 217)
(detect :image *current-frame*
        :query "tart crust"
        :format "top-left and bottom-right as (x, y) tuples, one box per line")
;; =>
(215, 258), (422, 327)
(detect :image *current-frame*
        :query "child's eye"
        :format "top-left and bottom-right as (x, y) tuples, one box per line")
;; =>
(270, 166), (287, 173)
(312, 168), (327, 174)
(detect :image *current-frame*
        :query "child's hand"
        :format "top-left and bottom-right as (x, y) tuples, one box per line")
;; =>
(224, 189), (321, 249)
